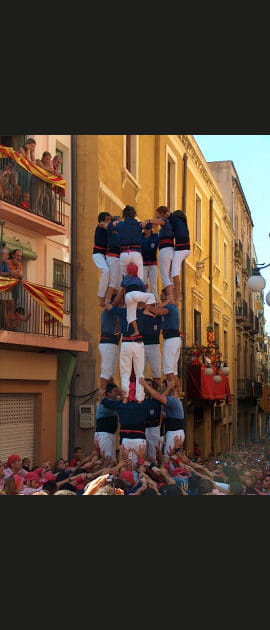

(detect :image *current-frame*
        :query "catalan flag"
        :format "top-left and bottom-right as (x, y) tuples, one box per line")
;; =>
(23, 281), (64, 323)
(0, 277), (19, 292)
(0, 145), (66, 190)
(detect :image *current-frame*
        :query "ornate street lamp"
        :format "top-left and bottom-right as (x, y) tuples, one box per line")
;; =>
(247, 263), (270, 292)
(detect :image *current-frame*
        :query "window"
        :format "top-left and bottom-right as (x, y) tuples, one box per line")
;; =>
(194, 309), (201, 346)
(125, 135), (137, 179)
(53, 259), (71, 313)
(55, 148), (63, 174)
(195, 193), (201, 245)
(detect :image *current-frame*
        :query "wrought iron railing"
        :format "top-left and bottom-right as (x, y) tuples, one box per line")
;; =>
(0, 157), (64, 225)
(237, 378), (263, 399)
(0, 281), (63, 336)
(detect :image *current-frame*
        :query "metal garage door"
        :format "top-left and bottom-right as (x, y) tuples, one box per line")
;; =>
(0, 394), (35, 463)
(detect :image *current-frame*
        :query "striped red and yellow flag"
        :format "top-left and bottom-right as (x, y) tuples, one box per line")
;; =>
(0, 145), (66, 190)
(23, 281), (64, 323)
(0, 277), (19, 292)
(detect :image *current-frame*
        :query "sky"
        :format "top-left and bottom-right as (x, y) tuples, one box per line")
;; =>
(193, 135), (270, 334)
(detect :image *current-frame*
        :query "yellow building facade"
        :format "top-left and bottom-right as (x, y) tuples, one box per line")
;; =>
(74, 134), (236, 456)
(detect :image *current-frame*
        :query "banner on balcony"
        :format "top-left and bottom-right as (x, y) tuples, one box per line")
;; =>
(0, 278), (63, 322)
(23, 281), (64, 323)
(0, 277), (20, 292)
(0, 145), (66, 190)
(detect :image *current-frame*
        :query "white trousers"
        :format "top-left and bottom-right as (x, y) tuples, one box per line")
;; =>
(162, 336), (182, 375)
(106, 255), (121, 289)
(94, 432), (116, 460)
(144, 344), (161, 379)
(171, 250), (191, 277)
(98, 343), (120, 380)
(164, 429), (185, 456)
(92, 253), (110, 298)
(119, 251), (144, 281)
(159, 247), (174, 288)
(145, 426), (161, 461)
(125, 291), (155, 324)
(120, 341), (145, 401)
(121, 437), (147, 467)
(143, 265), (158, 301)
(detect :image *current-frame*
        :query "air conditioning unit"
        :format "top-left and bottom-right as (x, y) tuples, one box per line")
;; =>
(79, 403), (96, 429)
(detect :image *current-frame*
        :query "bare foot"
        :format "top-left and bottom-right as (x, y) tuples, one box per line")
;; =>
(143, 309), (155, 317)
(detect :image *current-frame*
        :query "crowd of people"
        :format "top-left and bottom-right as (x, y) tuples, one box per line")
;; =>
(1, 439), (270, 495)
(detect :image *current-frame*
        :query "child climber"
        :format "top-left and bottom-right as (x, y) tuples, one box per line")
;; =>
(112, 262), (156, 337)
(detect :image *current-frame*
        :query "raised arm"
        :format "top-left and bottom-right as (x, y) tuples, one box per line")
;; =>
(139, 377), (167, 405)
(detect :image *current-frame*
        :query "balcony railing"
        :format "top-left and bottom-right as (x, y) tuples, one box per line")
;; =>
(237, 379), (263, 399)
(0, 281), (63, 337)
(0, 157), (64, 225)
(235, 300), (248, 318)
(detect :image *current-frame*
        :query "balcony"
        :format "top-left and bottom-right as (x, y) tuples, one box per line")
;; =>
(0, 153), (67, 237)
(237, 379), (263, 399)
(234, 239), (243, 264)
(0, 280), (63, 337)
(186, 364), (232, 402)
(235, 299), (248, 321)
(0, 279), (88, 353)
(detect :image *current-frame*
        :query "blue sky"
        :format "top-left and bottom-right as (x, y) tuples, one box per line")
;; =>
(194, 135), (270, 333)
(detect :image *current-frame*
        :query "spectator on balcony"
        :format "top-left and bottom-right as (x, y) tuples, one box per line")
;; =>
(52, 154), (63, 177)
(18, 138), (37, 163)
(0, 246), (18, 328)
(36, 151), (53, 172)
(0, 161), (13, 201)
(18, 138), (37, 202)
(7, 248), (23, 281)
(35, 151), (54, 217)
(0, 246), (13, 277)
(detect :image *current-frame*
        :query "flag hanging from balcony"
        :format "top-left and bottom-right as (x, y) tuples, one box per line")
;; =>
(0, 145), (66, 190)
(23, 281), (64, 323)
(0, 277), (19, 292)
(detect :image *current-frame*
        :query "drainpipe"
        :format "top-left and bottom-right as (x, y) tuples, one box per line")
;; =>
(181, 152), (188, 421)
(69, 134), (78, 458)
(209, 197), (214, 326)
(209, 197), (215, 455)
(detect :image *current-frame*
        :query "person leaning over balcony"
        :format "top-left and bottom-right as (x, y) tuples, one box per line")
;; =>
(7, 248), (23, 308)
(19, 138), (37, 163)
(34, 151), (54, 216)
(18, 138), (37, 201)
(0, 246), (20, 328)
